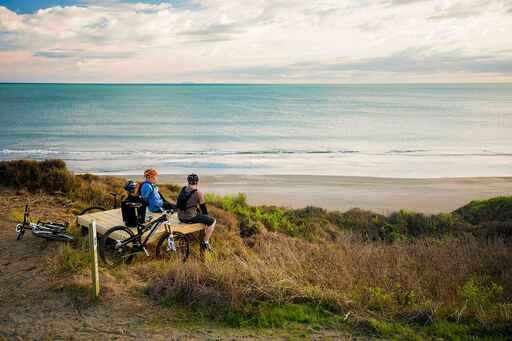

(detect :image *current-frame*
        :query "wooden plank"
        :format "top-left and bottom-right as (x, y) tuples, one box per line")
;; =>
(77, 208), (206, 242)
(174, 224), (205, 234)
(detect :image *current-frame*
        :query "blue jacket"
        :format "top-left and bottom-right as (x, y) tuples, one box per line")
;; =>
(140, 181), (163, 212)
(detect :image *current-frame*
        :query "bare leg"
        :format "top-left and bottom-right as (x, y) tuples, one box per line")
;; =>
(203, 219), (216, 242)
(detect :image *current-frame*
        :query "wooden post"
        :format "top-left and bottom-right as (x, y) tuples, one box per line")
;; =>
(89, 219), (100, 299)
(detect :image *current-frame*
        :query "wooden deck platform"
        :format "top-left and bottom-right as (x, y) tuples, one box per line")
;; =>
(77, 209), (205, 242)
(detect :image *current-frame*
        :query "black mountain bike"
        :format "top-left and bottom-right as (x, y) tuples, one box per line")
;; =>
(77, 192), (120, 216)
(16, 205), (74, 242)
(77, 192), (119, 235)
(99, 202), (189, 267)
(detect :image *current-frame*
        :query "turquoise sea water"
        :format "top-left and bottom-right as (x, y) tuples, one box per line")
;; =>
(0, 83), (511, 177)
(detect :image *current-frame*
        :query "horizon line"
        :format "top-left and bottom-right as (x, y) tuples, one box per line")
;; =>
(1, 81), (512, 86)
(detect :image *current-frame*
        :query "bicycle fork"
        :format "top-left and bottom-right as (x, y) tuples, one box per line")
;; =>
(165, 223), (176, 252)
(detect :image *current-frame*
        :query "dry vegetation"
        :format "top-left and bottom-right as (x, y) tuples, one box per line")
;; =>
(2, 159), (511, 340)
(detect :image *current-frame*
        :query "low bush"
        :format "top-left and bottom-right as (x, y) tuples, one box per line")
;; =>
(0, 159), (126, 208)
(0, 159), (75, 192)
(455, 196), (512, 224)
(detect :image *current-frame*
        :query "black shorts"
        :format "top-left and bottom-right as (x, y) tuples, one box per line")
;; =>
(180, 214), (215, 226)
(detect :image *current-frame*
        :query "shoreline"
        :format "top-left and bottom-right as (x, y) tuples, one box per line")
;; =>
(117, 174), (512, 214)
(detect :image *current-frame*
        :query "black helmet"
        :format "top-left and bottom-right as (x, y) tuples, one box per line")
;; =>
(187, 173), (199, 184)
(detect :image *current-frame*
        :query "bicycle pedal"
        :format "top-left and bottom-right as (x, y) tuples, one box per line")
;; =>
(142, 246), (150, 257)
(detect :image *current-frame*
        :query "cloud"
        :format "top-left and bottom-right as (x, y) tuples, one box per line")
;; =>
(332, 49), (512, 74)
(0, 0), (511, 82)
(181, 22), (245, 43)
(176, 48), (512, 82)
(33, 48), (134, 59)
(385, 0), (430, 6)
(428, 0), (512, 20)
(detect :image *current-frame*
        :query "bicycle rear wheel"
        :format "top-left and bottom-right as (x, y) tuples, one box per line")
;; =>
(155, 231), (190, 262)
(100, 225), (137, 267)
(78, 206), (106, 215)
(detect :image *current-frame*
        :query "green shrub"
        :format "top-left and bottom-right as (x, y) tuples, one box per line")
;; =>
(455, 197), (512, 224)
(365, 287), (394, 311)
(458, 279), (504, 314)
(366, 319), (420, 340)
(0, 159), (74, 192)
(206, 193), (298, 236)
(223, 303), (339, 328)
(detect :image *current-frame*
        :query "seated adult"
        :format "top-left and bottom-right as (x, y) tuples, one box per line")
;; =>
(176, 174), (216, 251)
(139, 168), (176, 213)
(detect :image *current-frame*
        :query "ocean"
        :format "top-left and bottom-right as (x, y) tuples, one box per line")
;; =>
(0, 83), (511, 178)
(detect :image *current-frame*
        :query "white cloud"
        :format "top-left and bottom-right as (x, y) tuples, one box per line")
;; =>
(0, 0), (511, 82)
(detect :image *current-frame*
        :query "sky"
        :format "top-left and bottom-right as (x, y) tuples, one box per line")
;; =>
(0, 0), (511, 83)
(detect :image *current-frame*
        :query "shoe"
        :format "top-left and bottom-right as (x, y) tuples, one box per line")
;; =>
(200, 240), (212, 252)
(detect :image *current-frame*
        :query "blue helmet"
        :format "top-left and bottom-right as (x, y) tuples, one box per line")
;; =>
(124, 180), (137, 194)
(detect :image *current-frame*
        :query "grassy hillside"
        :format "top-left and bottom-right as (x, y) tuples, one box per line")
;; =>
(2, 159), (512, 340)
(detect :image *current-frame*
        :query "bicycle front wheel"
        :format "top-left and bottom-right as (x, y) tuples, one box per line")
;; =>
(32, 228), (74, 242)
(155, 231), (190, 262)
(100, 225), (136, 267)
(15, 224), (25, 240)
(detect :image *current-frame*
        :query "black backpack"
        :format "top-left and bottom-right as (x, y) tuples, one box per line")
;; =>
(121, 195), (147, 227)
(176, 187), (197, 211)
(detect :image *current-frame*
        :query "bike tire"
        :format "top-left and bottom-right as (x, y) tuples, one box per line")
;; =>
(78, 206), (106, 235)
(155, 231), (190, 262)
(32, 229), (74, 242)
(78, 206), (106, 215)
(100, 225), (136, 267)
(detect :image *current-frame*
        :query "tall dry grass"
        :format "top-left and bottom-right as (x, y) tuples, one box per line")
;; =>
(148, 229), (512, 325)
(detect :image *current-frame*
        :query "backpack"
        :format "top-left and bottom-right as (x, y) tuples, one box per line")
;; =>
(121, 195), (147, 227)
(121, 180), (147, 227)
(176, 186), (197, 211)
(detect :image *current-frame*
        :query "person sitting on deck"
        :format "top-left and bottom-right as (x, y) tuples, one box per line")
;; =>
(176, 174), (216, 252)
(139, 168), (176, 213)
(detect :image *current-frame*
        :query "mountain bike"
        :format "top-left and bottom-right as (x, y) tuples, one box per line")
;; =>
(15, 205), (74, 242)
(77, 192), (120, 216)
(76, 192), (119, 235)
(99, 202), (189, 267)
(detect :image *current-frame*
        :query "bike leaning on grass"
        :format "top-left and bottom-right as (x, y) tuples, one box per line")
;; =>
(99, 203), (190, 267)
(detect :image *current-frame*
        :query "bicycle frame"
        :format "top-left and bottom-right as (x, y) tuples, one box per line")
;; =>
(16, 204), (73, 241)
(116, 210), (174, 249)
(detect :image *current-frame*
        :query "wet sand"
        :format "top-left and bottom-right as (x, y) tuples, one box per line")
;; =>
(148, 175), (512, 214)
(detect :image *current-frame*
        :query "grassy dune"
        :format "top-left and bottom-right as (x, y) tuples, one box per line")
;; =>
(2, 160), (511, 339)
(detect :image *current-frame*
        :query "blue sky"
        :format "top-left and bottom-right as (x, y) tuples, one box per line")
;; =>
(0, 1), (191, 13)
(1, 1), (85, 13)
(0, 0), (511, 83)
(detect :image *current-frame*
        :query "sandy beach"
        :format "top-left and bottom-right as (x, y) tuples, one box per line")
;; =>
(140, 175), (512, 214)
